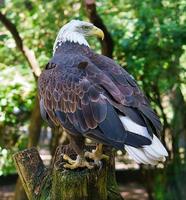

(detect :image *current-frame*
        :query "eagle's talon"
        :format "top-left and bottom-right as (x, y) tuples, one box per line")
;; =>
(63, 154), (76, 164)
(84, 144), (109, 165)
(62, 154), (94, 169)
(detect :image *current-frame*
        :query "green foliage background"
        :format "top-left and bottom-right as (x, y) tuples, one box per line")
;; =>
(0, 0), (186, 199)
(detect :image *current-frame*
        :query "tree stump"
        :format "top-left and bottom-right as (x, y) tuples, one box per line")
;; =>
(13, 145), (123, 200)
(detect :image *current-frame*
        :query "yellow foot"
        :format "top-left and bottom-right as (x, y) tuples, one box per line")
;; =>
(63, 154), (94, 169)
(84, 145), (109, 166)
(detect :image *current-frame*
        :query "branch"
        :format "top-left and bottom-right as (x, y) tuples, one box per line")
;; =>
(84, 0), (114, 58)
(0, 11), (41, 79)
(13, 148), (47, 200)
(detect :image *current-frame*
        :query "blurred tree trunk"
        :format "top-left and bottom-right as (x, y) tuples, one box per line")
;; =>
(84, 0), (114, 58)
(170, 86), (186, 163)
(159, 53), (186, 199)
(167, 48), (185, 162)
(28, 96), (42, 148)
(49, 127), (67, 157)
(165, 85), (186, 200)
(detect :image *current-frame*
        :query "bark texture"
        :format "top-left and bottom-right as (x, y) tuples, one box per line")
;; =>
(14, 146), (123, 200)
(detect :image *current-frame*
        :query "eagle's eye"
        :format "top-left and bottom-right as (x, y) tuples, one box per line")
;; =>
(82, 25), (91, 30)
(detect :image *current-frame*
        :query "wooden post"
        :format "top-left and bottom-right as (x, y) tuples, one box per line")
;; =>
(13, 145), (123, 200)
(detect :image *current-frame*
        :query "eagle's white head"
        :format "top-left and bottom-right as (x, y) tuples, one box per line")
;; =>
(53, 20), (104, 54)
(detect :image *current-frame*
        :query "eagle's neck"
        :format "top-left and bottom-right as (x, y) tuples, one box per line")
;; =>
(53, 42), (91, 56)
(53, 31), (89, 55)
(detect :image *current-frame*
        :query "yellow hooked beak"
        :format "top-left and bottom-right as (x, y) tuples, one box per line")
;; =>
(89, 26), (104, 40)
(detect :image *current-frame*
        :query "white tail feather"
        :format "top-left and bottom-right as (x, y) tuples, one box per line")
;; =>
(119, 115), (168, 165)
(125, 146), (158, 165)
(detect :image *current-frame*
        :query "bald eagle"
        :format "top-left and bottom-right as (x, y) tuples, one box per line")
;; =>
(38, 20), (168, 169)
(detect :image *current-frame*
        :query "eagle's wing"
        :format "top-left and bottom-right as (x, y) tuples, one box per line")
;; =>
(38, 55), (151, 149)
(88, 53), (168, 164)
(90, 53), (162, 136)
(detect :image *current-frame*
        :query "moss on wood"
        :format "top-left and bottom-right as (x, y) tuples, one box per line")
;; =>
(13, 146), (123, 200)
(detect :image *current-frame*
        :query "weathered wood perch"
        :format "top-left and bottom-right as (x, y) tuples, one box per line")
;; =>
(13, 145), (123, 200)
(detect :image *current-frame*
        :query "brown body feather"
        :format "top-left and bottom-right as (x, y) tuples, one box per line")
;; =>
(38, 42), (161, 150)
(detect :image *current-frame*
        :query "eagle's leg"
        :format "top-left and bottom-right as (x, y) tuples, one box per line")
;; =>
(84, 144), (109, 166)
(63, 134), (94, 169)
